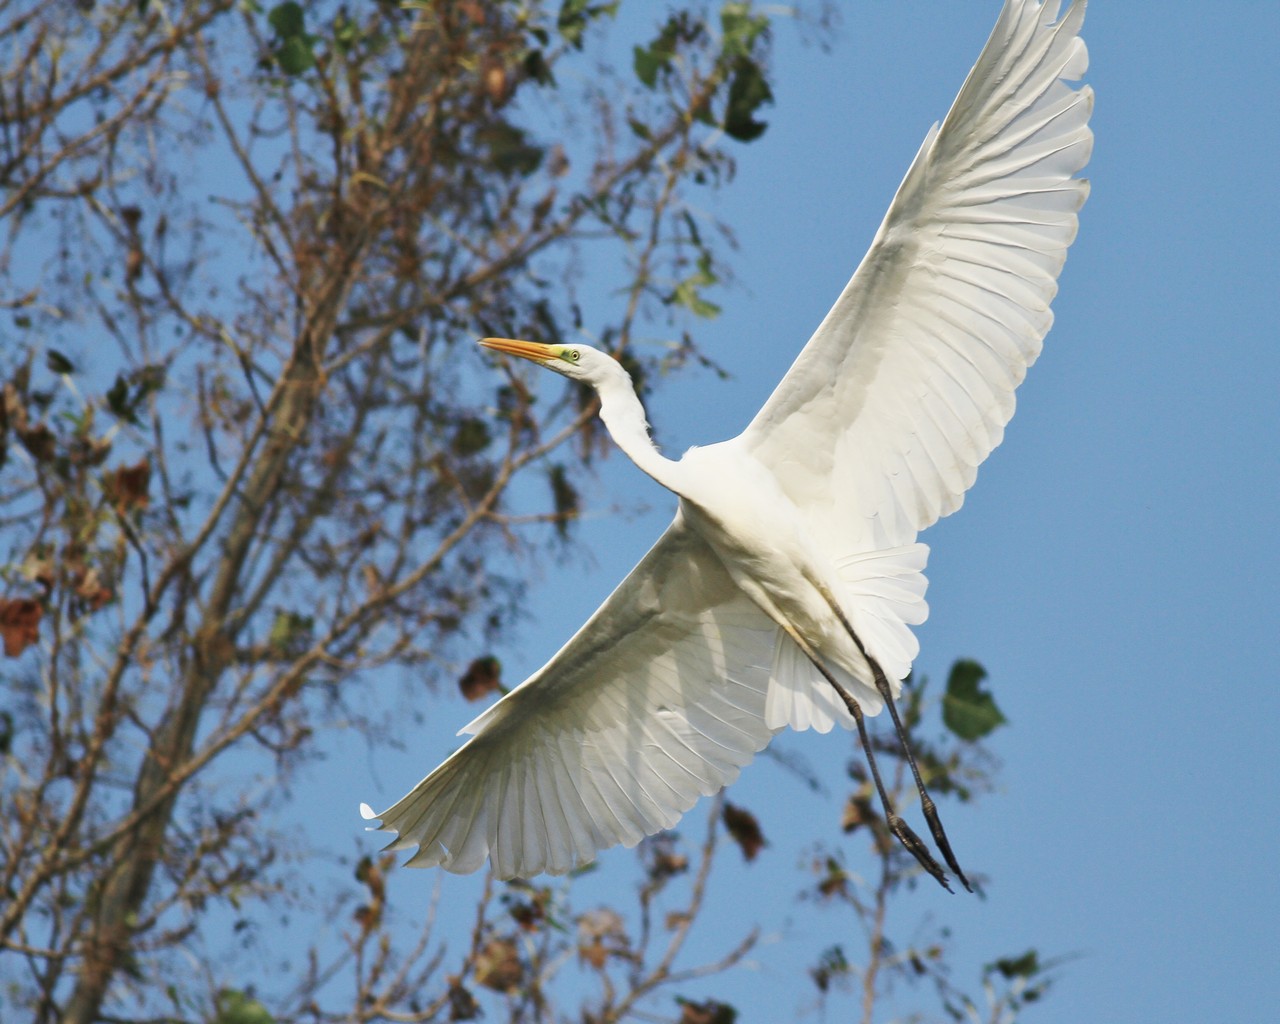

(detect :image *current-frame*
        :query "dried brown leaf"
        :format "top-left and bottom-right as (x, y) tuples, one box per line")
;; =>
(665, 910), (691, 930)
(841, 793), (876, 834)
(352, 903), (380, 935)
(484, 62), (507, 104)
(18, 423), (55, 462)
(722, 801), (765, 862)
(104, 458), (151, 513)
(508, 888), (548, 932)
(459, 655), (502, 702)
(474, 937), (522, 992)
(0, 598), (42, 657)
(73, 567), (113, 613)
(20, 550), (55, 594)
(678, 998), (737, 1024)
(577, 907), (625, 942)
(447, 979), (480, 1021)
(579, 937), (608, 970)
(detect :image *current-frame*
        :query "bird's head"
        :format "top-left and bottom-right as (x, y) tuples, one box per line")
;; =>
(479, 338), (621, 387)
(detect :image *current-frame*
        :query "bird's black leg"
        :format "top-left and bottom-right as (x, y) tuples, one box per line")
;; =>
(828, 605), (973, 893)
(776, 623), (953, 892)
(868, 656), (971, 892)
(829, 675), (954, 893)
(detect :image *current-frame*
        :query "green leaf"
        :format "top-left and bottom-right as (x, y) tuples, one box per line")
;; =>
(275, 35), (315, 75)
(719, 2), (768, 58)
(523, 48), (554, 86)
(627, 115), (652, 140)
(133, 363), (166, 399)
(333, 12), (358, 51)
(558, 0), (618, 50)
(548, 463), (579, 538)
(991, 949), (1041, 980)
(452, 416), (491, 457)
(214, 989), (276, 1024)
(46, 350), (75, 375)
(682, 210), (703, 247)
(267, 1), (303, 38)
(478, 122), (544, 177)
(942, 659), (1007, 740)
(723, 57), (772, 142)
(633, 14), (686, 88)
(810, 944), (851, 993)
(101, 366), (164, 427)
(267, 2), (315, 75)
(669, 254), (722, 319)
(269, 610), (314, 656)
(672, 281), (721, 319)
(633, 43), (666, 88)
(106, 374), (135, 424)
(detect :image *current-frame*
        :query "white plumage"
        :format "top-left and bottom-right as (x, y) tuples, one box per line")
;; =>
(363, 0), (1092, 887)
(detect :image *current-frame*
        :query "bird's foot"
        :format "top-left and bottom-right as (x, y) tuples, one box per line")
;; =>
(920, 794), (972, 893)
(888, 814), (952, 893)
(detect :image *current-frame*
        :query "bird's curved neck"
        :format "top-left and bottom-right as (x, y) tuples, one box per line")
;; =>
(596, 373), (686, 493)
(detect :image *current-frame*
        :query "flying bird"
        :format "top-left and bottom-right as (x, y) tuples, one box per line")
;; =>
(362, 0), (1092, 892)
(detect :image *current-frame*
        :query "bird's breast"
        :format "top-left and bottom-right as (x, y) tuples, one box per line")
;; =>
(674, 450), (834, 632)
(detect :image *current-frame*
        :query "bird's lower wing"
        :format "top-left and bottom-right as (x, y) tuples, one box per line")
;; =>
(742, 0), (1092, 553)
(363, 516), (780, 878)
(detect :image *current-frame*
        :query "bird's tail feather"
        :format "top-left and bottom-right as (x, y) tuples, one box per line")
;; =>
(763, 543), (929, 732)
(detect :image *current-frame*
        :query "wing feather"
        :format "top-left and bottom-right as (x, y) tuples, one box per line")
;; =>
(366, 517), (780, 878)
(558, 727), (622, 855)
(742, 0), (1092, 552)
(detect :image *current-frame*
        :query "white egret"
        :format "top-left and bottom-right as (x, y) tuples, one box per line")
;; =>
(362, 0), (1092, 891)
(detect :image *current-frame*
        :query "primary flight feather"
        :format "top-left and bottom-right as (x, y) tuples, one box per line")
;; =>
(362, 0), (1092, 889)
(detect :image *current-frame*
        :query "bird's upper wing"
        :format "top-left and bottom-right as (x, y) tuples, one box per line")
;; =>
(364, 515), (779, 878)
(741, 0), (1092, 552)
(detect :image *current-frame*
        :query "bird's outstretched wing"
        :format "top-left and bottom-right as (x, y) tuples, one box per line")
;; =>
(742, 0), (1092, 553)
(363, 516), (779, 878)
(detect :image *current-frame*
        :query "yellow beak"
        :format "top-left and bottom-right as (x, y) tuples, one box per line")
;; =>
(478, 337), (557, 364)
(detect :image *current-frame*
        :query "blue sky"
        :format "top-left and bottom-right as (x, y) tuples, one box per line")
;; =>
(346, 3), (1280, 1021)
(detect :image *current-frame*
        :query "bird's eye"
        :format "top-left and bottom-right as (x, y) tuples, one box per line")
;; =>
(567, 349), (580, 362)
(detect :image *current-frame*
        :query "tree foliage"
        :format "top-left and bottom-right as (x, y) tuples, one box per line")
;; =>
(0, 1), (1056, 1022)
